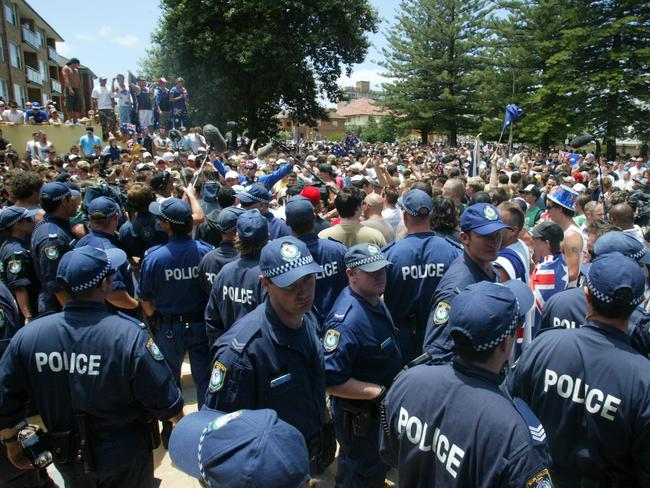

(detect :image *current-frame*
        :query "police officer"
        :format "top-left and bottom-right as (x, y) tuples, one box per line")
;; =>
(75, 197), (138, 313)
(235, 185), (291, 239)
(204, 209), (268, 343)
(324, 243), (401, 487)
(380, 280), (552, 487)
(0, 207), (39, 324)
(285, 196), (347, 321)
(423, 203), (511, 360)
(138, 197), (213, 411)
(382, 189), (462, 362)
(197, 206), (243, 296)
(0, 247), (184, 487)
(30, 182), (80, 314)
(204, 236), (330, 469)
(508, 252), (650, 487)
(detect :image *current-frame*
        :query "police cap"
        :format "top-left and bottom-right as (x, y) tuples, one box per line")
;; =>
(260, 236), (322, 287)
(57, 247), (127, 292)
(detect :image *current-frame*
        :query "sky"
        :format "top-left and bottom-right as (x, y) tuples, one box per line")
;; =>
(29, 0), (397, 90)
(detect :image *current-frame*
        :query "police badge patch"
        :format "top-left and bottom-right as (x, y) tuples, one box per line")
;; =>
(44, 246), (59, 260)
(146, 338), (164, 360)
(280, 242), (301, 262)
(433, 301), (451, 325)
(483, 206), (498, 221)
(368, 244), (380, 255)
(323, 329), (340, 352)
(8, 260), (21, 274)
(208, 361), (227, 393)
(209, 411), (242, 431)
(526, 468), (552, 487)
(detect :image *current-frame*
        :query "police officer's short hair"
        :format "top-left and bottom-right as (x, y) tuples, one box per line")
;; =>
(335, 186), (363, 218)
(590, 288), (637, 319)
(450, 330), (503, 362)
(40, 193), (65, 213)
(166, 218), (193, 236)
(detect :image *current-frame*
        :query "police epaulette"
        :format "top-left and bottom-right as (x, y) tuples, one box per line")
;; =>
(143, 244), (163, 257)
(230, 321), (262, 354)
(512, 397), (547, 446)
(444, 236), (463, 250)
(327, 303), (352, 324)
(381, 240), (396, 253)
(391, 352), (437, 385)
(327, 237), (344, 245)
(117, 311), (146, 329)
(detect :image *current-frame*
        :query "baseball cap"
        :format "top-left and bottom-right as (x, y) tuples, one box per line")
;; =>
(548, 184), (578, 211)
(169, 407), (310, 488)
(57, 246), (127, 292)
(31, 102), (40, 109)
(87, 196), (119, 218)
(260, 236), (323, 287)
(216, 206), (245, 233)
(522, 184), (541, 198)
(345, 243), (392, 272)
(236, 185), (272, 204)
(531, 221), (564, 245)
(285, 196), (314, 227)
(593, 231), (650, 265)
(242, 160), (257, 170)
(40, 181), (80, 200)
(397, 189), (433, 217)
(162, 152), (175, 162)
(350, 175), (368, 188)
(236, 209), (268, 243)
(586, 252), (645, 307)
(460, 203), (511, 235)
(225, 170), (240, 180)
(149, 198), (192, 225)
(300, 186), (321, 206)
(0, 206), (38, 229)
(305, 155), (317, 163)
(449, 280), (534, 352)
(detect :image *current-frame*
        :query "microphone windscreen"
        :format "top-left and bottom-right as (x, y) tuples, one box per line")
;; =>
(257, 142), (276, 159)
(203, 124), (227, 152)
(570, 134), (594, 149)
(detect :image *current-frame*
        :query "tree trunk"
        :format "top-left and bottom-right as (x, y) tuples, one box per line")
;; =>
(541, 132), (550, 152)
(420, 129), (428, 145)
(448, 127), (457, 147)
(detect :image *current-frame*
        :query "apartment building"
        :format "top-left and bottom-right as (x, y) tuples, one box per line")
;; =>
(0, 0), (64, 110)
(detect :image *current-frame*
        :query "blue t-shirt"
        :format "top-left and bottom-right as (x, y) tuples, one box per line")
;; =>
(79, 134), (101, 156)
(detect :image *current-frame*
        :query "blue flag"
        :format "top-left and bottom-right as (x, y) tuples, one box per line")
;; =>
(332, 144), (347, 157)
(502, 104), (524, 131)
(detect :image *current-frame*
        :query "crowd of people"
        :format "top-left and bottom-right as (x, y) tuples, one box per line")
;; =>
(0, 118), (648, 488)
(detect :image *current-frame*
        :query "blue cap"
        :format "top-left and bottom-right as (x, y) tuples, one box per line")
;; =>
(397, 189), (433, 217)
(345, 243), (392, 272)
(217, 206), (245, 233)
(449, 280), (534, 352)
(149, 198), (192, 225)
(236, 209), (268, 243)
(593, 231), (650, 265)
(260, 236), (323, 287)
(586, 252), (645, 307)
(40, 181), (80, 201)
(0, 206), (38, 228)
(236, 185), (272, 204)
(31, 102), (40, 109)
(87, 196), (118, 218)
(460, 203), (511, 235)
(548, 184), (578, 211)
(285, 196), (314, 227)
(169, 407), (310, 488)
(203, 181), (220, 203)
(57, 246), (126, 292)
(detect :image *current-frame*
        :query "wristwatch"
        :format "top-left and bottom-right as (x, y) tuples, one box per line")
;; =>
(0, 420), (26, 445)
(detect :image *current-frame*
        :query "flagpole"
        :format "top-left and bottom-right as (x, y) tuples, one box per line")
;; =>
(508, 121), (514, 156)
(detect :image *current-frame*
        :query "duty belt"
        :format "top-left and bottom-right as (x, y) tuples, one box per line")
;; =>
(161, 311), (204, 324)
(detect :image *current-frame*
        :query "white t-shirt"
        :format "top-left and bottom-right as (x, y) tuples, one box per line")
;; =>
(91, 86), (114, 110)
(187, 133), (206, 154)
(2, 109), (23, 124)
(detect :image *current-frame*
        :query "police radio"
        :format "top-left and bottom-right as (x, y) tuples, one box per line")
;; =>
(18, 425), (52, 469)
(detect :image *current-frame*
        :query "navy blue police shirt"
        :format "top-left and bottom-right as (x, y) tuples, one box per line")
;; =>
(423, 253), (499, 360)
(204, 299), (326, 443)
(137, 235), (213, 315)
(118, 211), (168, 261)
(30, 215), (77, 314)
(380, 358), (552, 488)
(298, 233), (347, 321)
(0, 301), (183, 471)
(382, 232), (462, 361)
(197, 240), (239, 296)
(204, 255), (267, 342)
(507, 322), (650, 486)
(0, 281), (19, 356)
(0, 236), (39, 316)
(263, 211), (292, 240)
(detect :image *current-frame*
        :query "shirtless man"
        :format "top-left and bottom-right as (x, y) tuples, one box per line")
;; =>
(61, 58), (82, 123)
(546, 185), (583, 286)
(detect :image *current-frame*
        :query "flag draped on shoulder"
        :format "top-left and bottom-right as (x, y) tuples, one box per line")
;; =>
(530, 253), (569, 338)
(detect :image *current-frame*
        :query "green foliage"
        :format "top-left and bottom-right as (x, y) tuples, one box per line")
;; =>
(141, 0), (378, 139)
(325, 132), (345, 142)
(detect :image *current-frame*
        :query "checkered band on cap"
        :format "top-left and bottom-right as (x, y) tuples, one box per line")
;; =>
(346, 252), (386, 269)
(160, 208), (189, 225)
(49, 190), (70, 202)
(629, 247), (648, 261)
(197, 424), (212, 488)
(397, 200), (421, 217)
(69, 260), (112, 292)
(240, 191), (269, 203)
(219, 223), (236, 233)
(2, 213), (26, 228)
(585, 274), (644, 306)
(474, 296), (520, 352)
(262, 255), (314, 278)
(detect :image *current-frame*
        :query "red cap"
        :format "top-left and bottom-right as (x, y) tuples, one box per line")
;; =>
(572, 172), (584, 182)
(243, 160), (257, 170)
(300, 186), (321, 205)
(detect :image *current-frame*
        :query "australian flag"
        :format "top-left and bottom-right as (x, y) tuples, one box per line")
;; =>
(530, 254), (569, 338)
(345, 133), (359, 148)
(502, 104), (524, 131)
(332, 143), (347, 157)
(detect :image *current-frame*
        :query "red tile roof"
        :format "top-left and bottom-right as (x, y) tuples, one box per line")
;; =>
(336, 97), (389, 117)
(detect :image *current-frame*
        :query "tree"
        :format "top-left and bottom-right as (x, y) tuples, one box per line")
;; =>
(142, 0), (378, 139)
(381, 0), (491, 146)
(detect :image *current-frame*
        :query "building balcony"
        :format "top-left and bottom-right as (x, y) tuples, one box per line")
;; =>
(21, 25), (42, 50)
(47, 46), (58, 64)
(51, 79), (61, 93)
(26, 66), (42, 85)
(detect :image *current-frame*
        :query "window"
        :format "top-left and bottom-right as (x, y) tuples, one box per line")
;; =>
(38, 59), (47, 81)
(0, 37), (3, 63)
(332, 120), (338, 127)
(0, 79), (8, 101)
(9, 42), (20, 68)
(4, 2), (15, 26)
(13, 83), (24, 108)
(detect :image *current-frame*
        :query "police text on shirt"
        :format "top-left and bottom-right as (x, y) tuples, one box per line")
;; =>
(401, 263), (445, 280)
(35, 352), (101, 375)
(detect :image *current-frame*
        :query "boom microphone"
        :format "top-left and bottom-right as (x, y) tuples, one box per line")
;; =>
(203, 124), (227, 153)
(256, 141), (276, 159)
(570, 133), (595, 149)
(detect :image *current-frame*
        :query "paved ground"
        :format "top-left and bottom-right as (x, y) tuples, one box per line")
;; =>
(44, 359), (395, 487)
